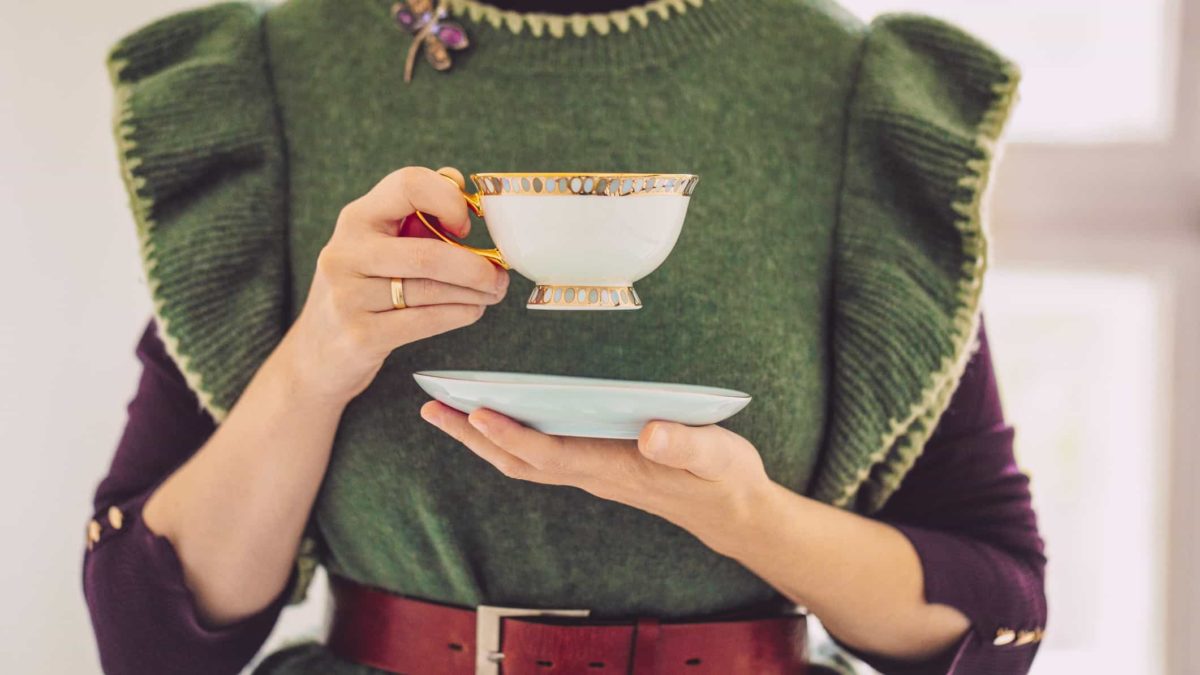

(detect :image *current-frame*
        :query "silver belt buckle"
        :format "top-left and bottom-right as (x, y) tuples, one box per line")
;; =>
(475, 604), (591, 675)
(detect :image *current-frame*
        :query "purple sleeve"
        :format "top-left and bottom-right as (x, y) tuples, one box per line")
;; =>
(83, 322), (287, 675)
(843, 321), (1048, 674)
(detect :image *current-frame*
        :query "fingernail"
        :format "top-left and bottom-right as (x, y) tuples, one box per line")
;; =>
(494, 273), (509, 293)
(647, 425), (668, 456)
(469, 413), (490, 435)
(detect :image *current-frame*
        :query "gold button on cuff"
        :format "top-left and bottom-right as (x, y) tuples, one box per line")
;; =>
(107, 505), (124, 530)
(1014, 630), (1040, 646)
(993, 628), (1016, 646)
(87, 520), (102, 551)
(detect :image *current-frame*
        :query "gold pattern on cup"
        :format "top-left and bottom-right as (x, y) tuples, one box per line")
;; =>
(471, 173), (697, 196)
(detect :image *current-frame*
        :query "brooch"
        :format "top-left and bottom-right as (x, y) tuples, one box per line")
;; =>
(392, 0), (470, 83)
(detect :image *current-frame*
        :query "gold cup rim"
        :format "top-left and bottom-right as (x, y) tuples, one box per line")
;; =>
(469, 172), (699, 197)
(472, 172), (698, 179)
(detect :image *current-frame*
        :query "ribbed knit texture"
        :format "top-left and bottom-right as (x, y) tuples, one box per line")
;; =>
(818, 15), (1019, 512)
(109, 7), (289, 419)
(107, 2), (1016, 671)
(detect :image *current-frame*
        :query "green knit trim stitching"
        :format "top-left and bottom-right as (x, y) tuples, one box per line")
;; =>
(287, 535), (320, 604)
(834, 64), (1021, 513)
(447, 0), (707, 38)
(108, 57), (230, 423)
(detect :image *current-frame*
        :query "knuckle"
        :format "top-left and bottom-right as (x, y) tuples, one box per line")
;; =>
(531, 453), (569, 476)
(712, 444), (740, 475)
(670, 443), (694, 466)
(336, 200), (361, 227)
(315, 245), (342, 277)
(495, 459), (527, 480)
(389, 166), (432, 199)
(471, 264), (496, 290)
(394, 165), (427, 185)
(615, 452), (652, 485)
(412, 278), (436, 303)
(408, 241), (435, 275)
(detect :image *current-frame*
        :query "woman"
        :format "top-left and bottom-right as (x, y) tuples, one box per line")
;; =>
(84, 0), (1046, 673)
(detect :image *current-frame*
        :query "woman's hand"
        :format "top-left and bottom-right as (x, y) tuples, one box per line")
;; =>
(418, 401), (771, 554)
(143, 166), (507, 626)
(421, 402), (971, 661)
(283, 166), (509, 405)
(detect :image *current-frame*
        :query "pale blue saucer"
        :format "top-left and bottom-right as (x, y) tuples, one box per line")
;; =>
(413, 370), (751, 439)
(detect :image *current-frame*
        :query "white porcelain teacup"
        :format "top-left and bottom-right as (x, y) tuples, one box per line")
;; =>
(416, 172), (699, 310)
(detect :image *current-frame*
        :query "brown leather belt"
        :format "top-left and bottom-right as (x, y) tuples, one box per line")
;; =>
(328, 575), (808, 674)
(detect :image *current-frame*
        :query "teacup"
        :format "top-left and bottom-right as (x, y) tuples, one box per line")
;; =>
(416, 172), (699, 310)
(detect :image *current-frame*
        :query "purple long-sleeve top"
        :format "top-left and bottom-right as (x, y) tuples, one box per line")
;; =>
(82, 320), (1046, 674)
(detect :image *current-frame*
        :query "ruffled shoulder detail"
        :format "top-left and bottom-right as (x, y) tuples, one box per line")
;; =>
(813, 14), (1019, 512)
(108, 2), (288, 422)
(108, 4), (320, 605)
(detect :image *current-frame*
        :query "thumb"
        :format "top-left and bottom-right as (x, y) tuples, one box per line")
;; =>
(637, 422), (737, 481)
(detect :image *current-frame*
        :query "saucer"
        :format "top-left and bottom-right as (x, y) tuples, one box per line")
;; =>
(413, 370), (751, 439)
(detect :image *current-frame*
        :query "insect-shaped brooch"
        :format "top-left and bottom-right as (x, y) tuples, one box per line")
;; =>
(392, 0), (470, 82)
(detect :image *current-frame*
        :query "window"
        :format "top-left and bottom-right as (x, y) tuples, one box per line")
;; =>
(984, 269), (1168, 674)
(839, 0), (1178, 142)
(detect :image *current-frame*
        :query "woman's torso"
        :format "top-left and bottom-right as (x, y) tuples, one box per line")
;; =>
(265, 0), (861, 618)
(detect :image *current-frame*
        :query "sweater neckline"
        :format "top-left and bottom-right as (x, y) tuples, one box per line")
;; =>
(447, 0), (710, 39)
(373, 0), (751, 75)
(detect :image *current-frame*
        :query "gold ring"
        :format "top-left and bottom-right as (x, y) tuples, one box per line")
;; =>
(390, 278), (407, 310)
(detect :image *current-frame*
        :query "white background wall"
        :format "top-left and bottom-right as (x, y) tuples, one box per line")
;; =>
(2, 3), (151, 672)
(0, 2), (326, 672)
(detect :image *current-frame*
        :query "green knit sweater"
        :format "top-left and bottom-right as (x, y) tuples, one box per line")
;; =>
(108, 0), (1016, 671)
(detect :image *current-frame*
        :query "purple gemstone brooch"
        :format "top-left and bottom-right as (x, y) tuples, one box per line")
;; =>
(392, 0), (470, 82)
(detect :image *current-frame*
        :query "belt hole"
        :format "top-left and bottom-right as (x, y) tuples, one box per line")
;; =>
(588, 662), (605, 669)
(447, 643), (464, 652)
(685, 658), (702, 666)
(536, 660), (554, 668)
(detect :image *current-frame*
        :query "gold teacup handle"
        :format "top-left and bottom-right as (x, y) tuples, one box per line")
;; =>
(413, 175), (510, 270)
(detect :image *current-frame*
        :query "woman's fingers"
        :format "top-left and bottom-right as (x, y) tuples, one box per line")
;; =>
(372, 237), (507, 294)
(339, 235), (506, 296)
(367, 302), (486, 352)
(338, 166), (471, 237)
(420, 402), (536, 480)
(358, 276), (507, 312)
(322, 165), (504, 294)
(466, 408), (638, 481)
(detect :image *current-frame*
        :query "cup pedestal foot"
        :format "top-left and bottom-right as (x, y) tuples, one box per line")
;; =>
(526, 284), (642, 310)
